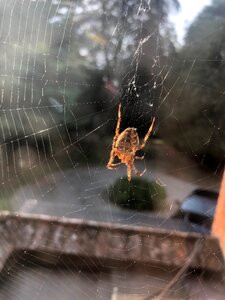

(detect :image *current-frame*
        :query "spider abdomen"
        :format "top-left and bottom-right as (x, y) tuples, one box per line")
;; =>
(107, 103), (155, 181)
(115, 127), (139, 153)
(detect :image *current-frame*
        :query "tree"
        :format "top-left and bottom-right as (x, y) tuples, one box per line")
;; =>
(160, 0), (225, 166)
(0, 0), (180, 160)
(74, 0), (180, 138)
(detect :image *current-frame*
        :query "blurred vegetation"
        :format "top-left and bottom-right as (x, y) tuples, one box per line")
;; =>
(2, 0), (224, 174)
(109, 177), (166, 211)
(159, 0), (225, 167)
(0, 0), (180, 174)
(0, 193), (9, 210)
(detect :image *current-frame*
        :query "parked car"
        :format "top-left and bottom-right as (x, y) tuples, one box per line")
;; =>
(172, 189), (219, 230)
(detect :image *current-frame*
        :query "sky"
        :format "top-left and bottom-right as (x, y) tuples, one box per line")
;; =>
(169, 0), (212, 44)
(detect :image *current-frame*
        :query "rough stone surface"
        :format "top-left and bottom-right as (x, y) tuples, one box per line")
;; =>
(0, 211), (224, 273)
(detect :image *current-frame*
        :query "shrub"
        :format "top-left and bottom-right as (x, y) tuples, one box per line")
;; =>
(109, 177), (166, 211)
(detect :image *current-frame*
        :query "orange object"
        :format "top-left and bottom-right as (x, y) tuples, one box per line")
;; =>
(212, 170), (225, 257)
(106, 103), (155, 181)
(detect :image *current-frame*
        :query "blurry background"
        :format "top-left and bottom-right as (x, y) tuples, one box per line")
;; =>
(0, 0), (225, 299)
(0, 0), (223, 227)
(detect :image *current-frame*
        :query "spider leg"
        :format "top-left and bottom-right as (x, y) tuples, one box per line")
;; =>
(107, 104), (122, 170)
(107, 150), (120, 170)
(112, 103), (122, 148)
(138, 117), (155, 150)
(135, 155), (144, 160)
(110, 162), (122, 167)
(133, 164), (146, 177)
(127, 164), (132, 181)
(107, 166), (118, 170)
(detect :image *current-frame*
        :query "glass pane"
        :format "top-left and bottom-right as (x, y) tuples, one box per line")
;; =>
(0, 0), (224, 299)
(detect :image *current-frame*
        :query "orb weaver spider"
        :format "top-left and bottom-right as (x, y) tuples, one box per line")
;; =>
(107, 103), (155, 181)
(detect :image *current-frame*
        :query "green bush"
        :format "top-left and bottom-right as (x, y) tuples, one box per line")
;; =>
(109, 177), (166, 211)
(0, 194), (9, 210)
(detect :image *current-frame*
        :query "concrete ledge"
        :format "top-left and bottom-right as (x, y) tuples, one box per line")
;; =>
(0, 211), (224, 273)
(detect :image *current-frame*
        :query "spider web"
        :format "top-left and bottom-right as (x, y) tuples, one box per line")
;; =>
(0, 0), (224, 299)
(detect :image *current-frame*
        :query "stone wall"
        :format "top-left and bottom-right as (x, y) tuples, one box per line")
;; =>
(0, 211), (223, 273)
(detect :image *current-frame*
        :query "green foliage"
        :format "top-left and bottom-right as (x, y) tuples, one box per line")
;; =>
(109, 177), (166, 211)
(0, 193), (9, 211)
(0, 0), (179, 143)
(160, 0), (225, 164)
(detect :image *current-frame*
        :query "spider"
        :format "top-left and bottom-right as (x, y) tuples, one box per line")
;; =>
(107, 103), (155, 181)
